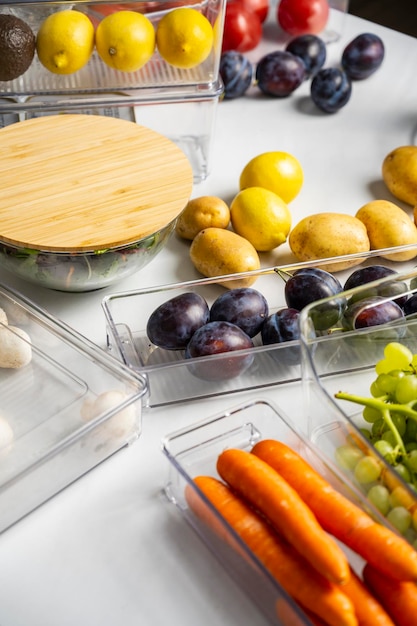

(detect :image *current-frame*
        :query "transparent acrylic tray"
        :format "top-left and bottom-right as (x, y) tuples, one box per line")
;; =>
(299, 266), (417, 540)
(0, 282), (147, 533)
(162, 398), (401, 625)
(0, 0), (224, 108)
(102, 245), (417, 409)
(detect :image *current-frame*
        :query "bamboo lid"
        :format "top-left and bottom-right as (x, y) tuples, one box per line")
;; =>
(0, 114), (194, 252)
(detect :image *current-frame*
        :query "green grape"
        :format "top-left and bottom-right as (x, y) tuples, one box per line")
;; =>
(371, 418), (388, 439)
(405, 418), (417, 443)
(363, 406), (381, 423)
(367, 484), (391, 515)
(386, 506), (412, 534)
(406, 442), (417, 452)
(381, 430), (400, 448)
(359, 428), (372, 441)
(394, 463), (412, 483)
(375, 373), (397, 395)
(391, 412), (407, 437)
(374, 439), (394, 460)
(334, 444), (364, 471)
(354, 456), (382, 484)
(381, 342), (413, 372)
(395, 374), (417, 404)
(370, 380), (384, 397)
(407, 449), (417, 472)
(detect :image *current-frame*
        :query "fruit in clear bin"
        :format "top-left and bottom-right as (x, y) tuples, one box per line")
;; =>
(288, 212), (370, 272)
(219, 51), (253, 99)
(285, 33), (326, 78)
(341, 296), (404, 330)
(382, 145), (417, 207)
(185, 320), (254, 381)
(210, 287), (269, 337)
(239, 151), (304, 203)
(156, 8), (213, 69)
(283, 267), (344, 330)
(261, 307), (301, 365)
(146, 292), (210, 350)
(175, 196), (230, 240)
(0, 14), (35, 81)
(190, 228), (261, 289)
(256, 50), (306, 97)
(95, 11), (155, 72)
(355, 200), (417, 262)
(221, 2), (262, 53)
(310, 67), (352, 113)
(36, 10), (95, 75)
(342, 33), (385, 80)
(277, 0), (329, 36)
(343, 265), (409, 308)
(230, 187), (292, 252)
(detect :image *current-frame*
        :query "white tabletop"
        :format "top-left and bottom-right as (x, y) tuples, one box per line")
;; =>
(0, 11), (416, 626)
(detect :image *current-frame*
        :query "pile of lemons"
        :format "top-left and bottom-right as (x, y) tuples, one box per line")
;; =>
(35, 7), (214, 76)
(175, 151), (303, 285)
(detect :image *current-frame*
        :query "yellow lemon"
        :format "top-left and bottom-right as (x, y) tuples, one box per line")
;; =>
(230, 186), (292, 252)
(156, 8), (214, 69)
(95, 11), (155, 72)
(239, 151), (304, 203)
(36, 10), (95, 75)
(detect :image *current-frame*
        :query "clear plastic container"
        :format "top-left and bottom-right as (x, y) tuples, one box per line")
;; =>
(162, 397), (392, 626)
(299, 266), (417, 540)
(0, 0), (223, 100)
(102, 245), (417, 409)
(0, 281), (147, 533)
(0, 0), (224, 181)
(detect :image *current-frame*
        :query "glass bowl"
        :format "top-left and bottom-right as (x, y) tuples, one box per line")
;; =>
(0, 218), (176, 292)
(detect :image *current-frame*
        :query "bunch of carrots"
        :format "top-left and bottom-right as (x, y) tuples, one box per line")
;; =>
(185, 439), (417, 626)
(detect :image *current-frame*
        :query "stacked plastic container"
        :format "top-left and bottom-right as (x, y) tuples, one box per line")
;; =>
(0, 0), (225, 181)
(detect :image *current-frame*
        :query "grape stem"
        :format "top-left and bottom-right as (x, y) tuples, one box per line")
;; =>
(335, 391), (416, 462)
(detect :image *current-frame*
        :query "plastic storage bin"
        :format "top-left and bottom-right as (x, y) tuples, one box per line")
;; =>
(102, 246), (417, 409)
(0, 0), (225, 181)
(162, 398), (396, 626)
(299, 266), (417, 540)
(0, 281), (147, 533)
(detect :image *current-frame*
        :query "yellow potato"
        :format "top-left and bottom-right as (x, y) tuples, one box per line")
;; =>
(288, 212), (370, 272)
(356, 199), (417, 261)
(382, 146), (417, 206)
(190, 227), (260, 288)
(175, 196), (230, 240)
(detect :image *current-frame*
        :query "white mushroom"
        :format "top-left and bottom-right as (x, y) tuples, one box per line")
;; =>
(80, 390), (138, 439)
(0, 325), (32, 369)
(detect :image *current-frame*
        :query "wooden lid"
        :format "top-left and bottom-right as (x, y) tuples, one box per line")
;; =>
(0, 114), (194, 252)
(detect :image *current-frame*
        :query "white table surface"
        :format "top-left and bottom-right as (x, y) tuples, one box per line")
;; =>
(0, 10), (416, 626)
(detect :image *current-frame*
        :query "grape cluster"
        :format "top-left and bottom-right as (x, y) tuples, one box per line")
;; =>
(335, 342), (417, 546)
(219, 32), (384, 113)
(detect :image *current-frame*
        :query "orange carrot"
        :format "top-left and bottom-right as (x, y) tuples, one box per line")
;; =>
(216, 448), (350, 586)
(363, 562), (417, 626)
(251, 439), (417, 582)
(187, 475), (358, 626)
(341, 567), (395, 626)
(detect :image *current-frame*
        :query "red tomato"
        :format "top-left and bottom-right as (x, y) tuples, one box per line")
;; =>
(277, 0), (329, 36)
(233, 0), (270, 23)
(222, 2), (263, 53)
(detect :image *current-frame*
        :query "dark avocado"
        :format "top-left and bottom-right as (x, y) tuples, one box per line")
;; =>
(0, 14), (35, 81)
